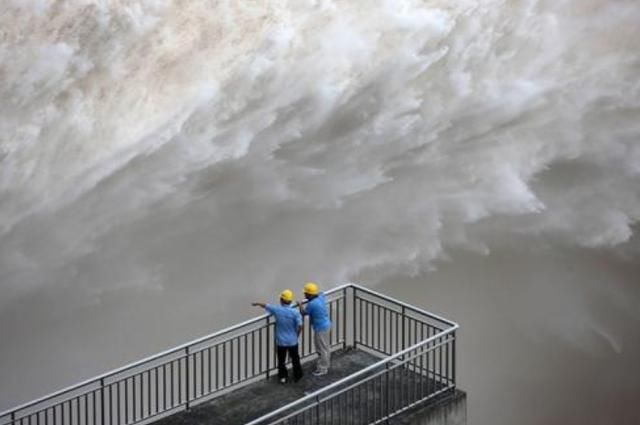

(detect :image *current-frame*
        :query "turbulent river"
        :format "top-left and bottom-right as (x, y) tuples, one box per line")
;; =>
(1, 1), (639, 423)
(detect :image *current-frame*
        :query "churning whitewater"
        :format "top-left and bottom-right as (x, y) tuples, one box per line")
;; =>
(2, 0), (639, 304)
(1, 0), (640, 420)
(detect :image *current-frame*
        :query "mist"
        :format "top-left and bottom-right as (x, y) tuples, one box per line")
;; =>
(1, 1), (639, 424)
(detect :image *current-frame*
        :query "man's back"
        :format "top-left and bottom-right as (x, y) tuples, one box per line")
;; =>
(266, 304), (302, 347)
(305, 293), (331, 332)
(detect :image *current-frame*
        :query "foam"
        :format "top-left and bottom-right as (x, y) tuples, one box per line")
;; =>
(0, 0), (639, 302)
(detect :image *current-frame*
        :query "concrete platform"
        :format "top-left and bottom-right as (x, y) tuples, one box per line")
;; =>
(156, 349), (465, 425)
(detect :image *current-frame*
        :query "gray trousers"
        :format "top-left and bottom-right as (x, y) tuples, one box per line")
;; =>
(313, 329), (331, 372)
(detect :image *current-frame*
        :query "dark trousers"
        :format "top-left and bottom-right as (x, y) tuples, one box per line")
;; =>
(277, 345), (303, 381)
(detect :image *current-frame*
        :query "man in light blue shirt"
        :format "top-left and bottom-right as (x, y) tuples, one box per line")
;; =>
(299, 282), (331, 376)
(252, 289), (303, 383)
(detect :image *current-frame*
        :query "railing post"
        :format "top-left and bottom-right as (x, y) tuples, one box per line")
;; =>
(265, 317), (271, 380)
(100, 378), (105, 425)
(352, 286), (357, 349)
(385, 362), (390, 421)
(342, 287), (347, 349)
(315, 395), (321, 425)
(401, 306), (406, 351)
(452, 331), (456, 387)
(185, 347), (190, 411)
(10, 412), (15, 425)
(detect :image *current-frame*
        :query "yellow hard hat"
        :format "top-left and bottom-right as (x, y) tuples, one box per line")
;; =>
(303, 282), (319, 296)
(280, 289), (294, 303)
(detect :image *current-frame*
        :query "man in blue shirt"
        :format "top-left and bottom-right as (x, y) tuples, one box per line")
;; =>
(252, 289), (303, 383)
(299, 282), (331, 376)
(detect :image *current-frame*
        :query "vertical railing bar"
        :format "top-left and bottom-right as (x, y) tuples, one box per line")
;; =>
(335, 298), (339, 346)
(334, 298), (338, 346)
(367, 300), (376, 350)
(422, 344), (427, 400)
(190, 351), (195, 405)
(252, 330), (257, 378)
(452, 331), (457, 387)
(352, 288), (357, 349)
(384, 307), (388, 355)
(99, 379), (105, 425)
(365, 301), (370, 348)
(445, 336), (449, 386)
(215, 345), (220, 390)
(193, 351), (198, 400)
(357, 377), (361, 424)
(413, 319), (418, 362)
(163, 365), (167, 411)
(200, 349), (204, 397)
(84, 393), (88, 425)
(425, 345), (430, 398)
(146, 370), (150, 418)
(374, 302), (378, 352)
(401, 306), (406, 352)
(265, 318), (270, 380)
(357, 298), (362, 349)
(132, 376), (137, 423)
(439, 338), (443, 388)
(207, 347), (212, 394)
(342, 288), (347, 349)
(170, 361), (174, 409)
(235, 338), (240, 384)
(92, 392), (96, 425)
(384, 363), (390, 420)
(244, 334), (248, 382)
(113, 383), (117, 425)
(125, 378), (130, 425)
(154, 368), (158, 415)
(184, 348), (190, 410)
(136, 374), (141, 421)
(373, 375), (377, 423)
(392, 310), (396, 354)
(230, 339), (235, 385)
(258, 327), (263, 374)
(415, 346), (419, 403)
(334, 298), (339, 347)
(223, 341), (228, 387)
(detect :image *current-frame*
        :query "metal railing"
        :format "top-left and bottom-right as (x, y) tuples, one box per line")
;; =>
(1, 284), (458, 425)
(247, 285), (458, 425)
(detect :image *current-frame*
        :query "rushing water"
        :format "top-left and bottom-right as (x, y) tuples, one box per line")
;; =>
(1, 1), (639, 423)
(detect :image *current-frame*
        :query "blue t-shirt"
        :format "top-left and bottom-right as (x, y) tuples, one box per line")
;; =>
(266, 304), (302, 347)
(303, 293), (332, 332)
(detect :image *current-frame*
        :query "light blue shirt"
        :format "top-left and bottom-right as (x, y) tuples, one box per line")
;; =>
(302, 293), (332, 332)
(265, 304), (302, 347)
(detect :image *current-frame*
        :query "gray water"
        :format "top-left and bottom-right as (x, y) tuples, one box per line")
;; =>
(1, 1), (640, 424)
(378, 234), (640, 425)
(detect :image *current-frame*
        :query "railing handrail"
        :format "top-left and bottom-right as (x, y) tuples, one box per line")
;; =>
(348, 282), (459, 328)
(245, 320), (458, 425)
(1, 282), (456, 424)
(0, 284), (352, 417)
